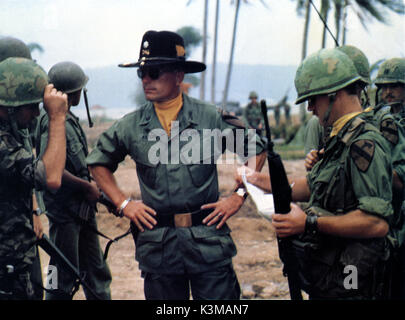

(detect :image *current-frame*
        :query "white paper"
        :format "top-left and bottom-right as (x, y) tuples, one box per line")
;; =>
(241, 172), (274, 221)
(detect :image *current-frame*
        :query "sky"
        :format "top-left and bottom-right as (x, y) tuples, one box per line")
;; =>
(1, 0), (404, 72)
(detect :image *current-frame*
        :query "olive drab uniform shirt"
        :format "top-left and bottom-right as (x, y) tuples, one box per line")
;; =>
(0, 120), (47, 274)
(304, 116), (325, 155)
(303, 115), (393, 298)
(243, 102), (263, 130)
(361, 104), (405, 248)
(86, 94), (265, 274)
(36, 108), (93, 223)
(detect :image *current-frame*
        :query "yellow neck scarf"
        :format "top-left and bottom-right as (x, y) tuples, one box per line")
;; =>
(330, 111), (362, 137)
(154, 93), (183, 135)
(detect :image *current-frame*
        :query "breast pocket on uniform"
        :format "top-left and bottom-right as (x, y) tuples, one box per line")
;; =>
(67, 141), (86, 174)
(186, 163), (215, 187)
(134, 143), (158, 189)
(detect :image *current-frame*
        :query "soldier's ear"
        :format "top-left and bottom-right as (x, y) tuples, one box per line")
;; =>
(175, 71), (185, 86)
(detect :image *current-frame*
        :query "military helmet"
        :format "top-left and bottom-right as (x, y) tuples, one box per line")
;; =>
(0, 57), (48, 107)
(374, 58), (405, 86)
(249, 91), (258, 99)
(294, 48), (361, 104)
(337, 45), (371, 85)
(48, 61), (88, 94)
(0, 37), (32, 62)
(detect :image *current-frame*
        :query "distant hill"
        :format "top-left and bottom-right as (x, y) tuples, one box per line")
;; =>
(74, 63), (298, 119)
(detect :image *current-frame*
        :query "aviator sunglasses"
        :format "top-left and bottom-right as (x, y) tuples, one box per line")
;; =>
(137, 66), (176, 80)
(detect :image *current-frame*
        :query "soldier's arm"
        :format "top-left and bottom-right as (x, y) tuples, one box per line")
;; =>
(61, 170), (100, 203)
(272, 205), (388, 238)
(235, 167), (311, 202)
(89, 165), (156, 232)
(40, 84), (68, 191)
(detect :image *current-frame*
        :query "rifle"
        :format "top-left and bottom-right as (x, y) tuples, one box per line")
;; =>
(260, 99), (303, 300)
(36, 234), (103, 300)
(83, 88), (94, 128)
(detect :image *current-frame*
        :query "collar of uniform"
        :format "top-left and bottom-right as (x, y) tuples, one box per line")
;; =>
(138, 93), (198, 128)
(178, 94), (198, 126)
(67, 110), (80, 122)
(330, 111), (362, 137)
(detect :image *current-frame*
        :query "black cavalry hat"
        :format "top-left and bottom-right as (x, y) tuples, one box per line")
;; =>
(118, 30), (206, 74)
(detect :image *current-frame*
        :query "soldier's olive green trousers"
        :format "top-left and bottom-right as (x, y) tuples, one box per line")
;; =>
(45, 217), (112, 300)
(142, 264), (241, 300)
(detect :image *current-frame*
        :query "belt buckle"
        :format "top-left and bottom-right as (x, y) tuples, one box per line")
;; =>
(174, 213), (192, 228)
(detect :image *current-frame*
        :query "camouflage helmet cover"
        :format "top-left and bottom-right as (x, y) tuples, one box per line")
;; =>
(0, 57), (48, 107)
(294, 48), (361, 104)
(337, 45), (370, 85)
(249, 91), (258, 99)
(0, 36), (32, 62)
(48, 61), (89, 94)
(374, 58), (405, 86)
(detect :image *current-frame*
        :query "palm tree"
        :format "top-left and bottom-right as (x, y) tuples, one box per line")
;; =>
(27, 42), (44, 54)
(320, 0), (331, 48)
(221, 0), (241, 109)
(200, 0), (209, 100)
(211, 0), (220, 104)
(293, 0), (312, 123)
(341, 0), (405, 44)
(222, 0), (268, 109)
(186, 0), (209, 100)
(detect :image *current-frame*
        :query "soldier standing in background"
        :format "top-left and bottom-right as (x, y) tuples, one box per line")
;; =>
(243, 91), (264, 135)
(0, 57), (68, 299)
(87, 30), (266, 300)
(36, 62), (112, 300)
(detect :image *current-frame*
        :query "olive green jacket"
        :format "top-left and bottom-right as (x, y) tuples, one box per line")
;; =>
(308, 115), (393, 220)
(86, 94), (265, 274)
(0, 120), (47, 272)
(243, 102), (263, 129)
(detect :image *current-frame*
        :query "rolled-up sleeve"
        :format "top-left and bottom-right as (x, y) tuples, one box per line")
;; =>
(350, 138), (393, 220)
(86, 121), (128, 172)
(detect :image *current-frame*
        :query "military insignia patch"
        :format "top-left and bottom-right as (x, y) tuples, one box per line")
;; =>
(380, 118), (398, 145)
(220, 110), (246, 129)
(350, 139), (375, 172)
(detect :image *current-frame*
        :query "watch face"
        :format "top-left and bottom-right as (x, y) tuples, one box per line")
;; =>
(236, 188), (247, 197)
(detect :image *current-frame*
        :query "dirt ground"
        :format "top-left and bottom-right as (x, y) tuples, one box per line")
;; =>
(38, 121), (308, 300)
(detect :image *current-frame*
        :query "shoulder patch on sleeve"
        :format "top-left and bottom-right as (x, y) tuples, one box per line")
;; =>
(350, 139), (375, 172)
(380, 118), (399, 145)
(220, 109), (246, 129)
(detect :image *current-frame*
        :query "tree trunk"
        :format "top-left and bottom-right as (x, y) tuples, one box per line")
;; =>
(300, 0), (311, 123)
(334, 0), (343, 47)
(342, 0), (348, 44)
(199, 0), (209, 101)
(211, 0), (220, 104)
(222, 0), (240, 110)
(320, 0), (330, 48)
(301, 0), (311, 61)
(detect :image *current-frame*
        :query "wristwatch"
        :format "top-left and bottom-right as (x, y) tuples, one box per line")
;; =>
(32, 208), (42, 216)
(235, 188), (248, 200)
(305, 214), (318, 235)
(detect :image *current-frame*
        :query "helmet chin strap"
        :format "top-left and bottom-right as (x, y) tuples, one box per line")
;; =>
(322, 93), (336, 128)
(6, 108), (23, 143)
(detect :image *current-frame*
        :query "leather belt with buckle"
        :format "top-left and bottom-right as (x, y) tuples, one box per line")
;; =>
(155, 208), (213, 228)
